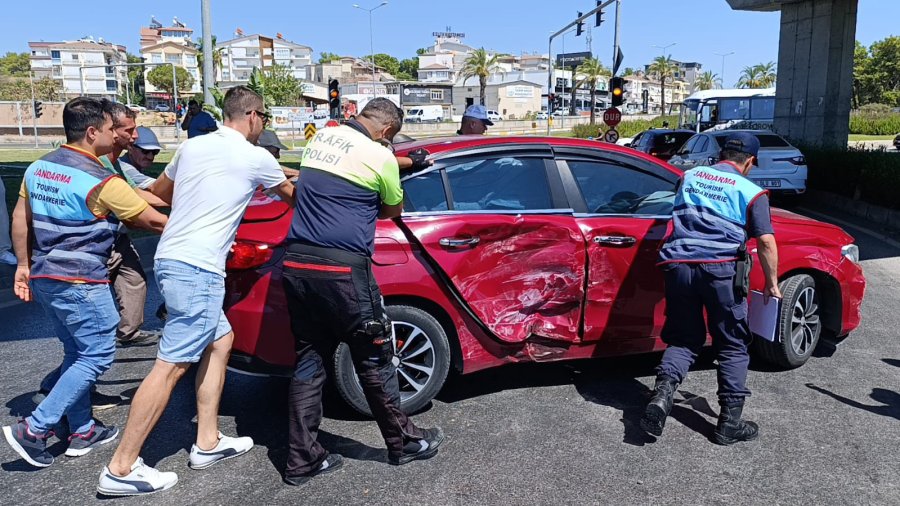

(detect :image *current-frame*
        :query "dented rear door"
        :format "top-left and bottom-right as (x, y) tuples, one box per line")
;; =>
(399, 146), (586, 344)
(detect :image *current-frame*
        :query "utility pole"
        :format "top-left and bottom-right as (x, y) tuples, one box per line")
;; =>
(714, 51), (735, 89)
(612, 0), (621, 74)
(201, 0), (215, 104)
(29, 72), (39, 148)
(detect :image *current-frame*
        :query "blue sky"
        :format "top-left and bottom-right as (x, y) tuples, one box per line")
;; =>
(5, 0), (898, 87)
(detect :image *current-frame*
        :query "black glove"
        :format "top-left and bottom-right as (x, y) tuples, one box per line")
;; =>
(407, 148), (432, 170)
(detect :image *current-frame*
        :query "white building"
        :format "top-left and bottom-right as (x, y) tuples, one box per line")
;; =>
(624, 74), (690, 115)
(139, 17), (201, 107)
(216, 32), (312, 88)
(29, 38), (128, 100)
(417, 31), (482, 83)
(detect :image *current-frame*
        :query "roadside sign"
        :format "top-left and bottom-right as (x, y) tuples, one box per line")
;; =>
(325, 119), (340, 128)
(604, 128), (620, 144)
(556, 51), (592, 69)
(304, 123), (317, 140)
(603, 107), (622, 127)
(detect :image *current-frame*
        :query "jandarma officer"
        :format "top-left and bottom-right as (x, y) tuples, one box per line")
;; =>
(641, 132), (782, 445)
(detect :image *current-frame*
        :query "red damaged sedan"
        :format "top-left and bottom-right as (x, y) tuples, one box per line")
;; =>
(223, 136), (866, 415)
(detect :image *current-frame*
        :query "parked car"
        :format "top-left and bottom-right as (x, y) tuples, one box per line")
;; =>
(154, 103), (171, 112)
(893, 133), (900, 150)
(126, 104), (146, 112)
(668, 130), (808, 194)
(627, 129), (695, 161)
(536, 111), (549, 120)
(224, 135), (866, 415)
(486, 110), (502, 122)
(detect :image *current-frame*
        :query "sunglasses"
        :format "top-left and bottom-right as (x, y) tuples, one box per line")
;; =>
(247, 110), (271, 126)
(136, 147), (160, 156)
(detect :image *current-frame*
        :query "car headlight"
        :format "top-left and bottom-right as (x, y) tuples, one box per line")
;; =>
(841, 244), (860, 263)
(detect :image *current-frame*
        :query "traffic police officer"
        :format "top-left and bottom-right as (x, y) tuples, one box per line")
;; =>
(641, 132), (782, 445)
(280, 98), (443, 486)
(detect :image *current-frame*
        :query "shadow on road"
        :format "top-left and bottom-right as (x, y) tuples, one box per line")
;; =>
(882, 358), (900, 368)
(806, 383), (900, 421)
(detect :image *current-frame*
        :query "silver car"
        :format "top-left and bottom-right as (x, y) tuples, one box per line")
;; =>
(668, 130), (808, 194)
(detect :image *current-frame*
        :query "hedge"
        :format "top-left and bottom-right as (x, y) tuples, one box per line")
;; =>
(803, 145), (900, 210)
(849, 112), (900, 136)
(571, 115), (680, 139)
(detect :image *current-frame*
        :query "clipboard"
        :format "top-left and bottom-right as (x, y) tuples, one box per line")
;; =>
(748, 290), (782, 342)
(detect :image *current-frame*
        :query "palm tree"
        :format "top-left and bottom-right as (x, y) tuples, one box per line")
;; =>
(575, 58), (611, 124)
(648, 55), (677, 115)
(197, 35), (224, 87)
(459, 48), (502, 106)
(737, 62), (776, 88)
(696, 71), (718, 91)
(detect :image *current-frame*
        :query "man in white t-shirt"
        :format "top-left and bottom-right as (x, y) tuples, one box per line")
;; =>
(99, 86), (295, 497)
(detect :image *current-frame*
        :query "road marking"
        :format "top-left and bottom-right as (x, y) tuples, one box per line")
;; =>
(797, 207), (900, 251)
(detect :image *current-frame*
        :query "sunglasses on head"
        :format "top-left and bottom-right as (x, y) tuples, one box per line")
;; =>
(247, 110), (271, 126)
(137, 147), (160, 156)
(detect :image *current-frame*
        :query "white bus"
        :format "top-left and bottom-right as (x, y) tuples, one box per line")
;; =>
(679, 88), (776, 132)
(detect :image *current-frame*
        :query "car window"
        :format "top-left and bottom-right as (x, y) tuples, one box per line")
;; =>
(631, 132), (644, 148)
(676, 136), (698, 155)
(403, 170), (447, 212)
(568, 159), (676, 215)
(693, 136), (710, 153)
(755, 134), (790, 147)
(444, 156), (554, 211)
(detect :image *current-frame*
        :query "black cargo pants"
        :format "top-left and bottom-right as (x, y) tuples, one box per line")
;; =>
(281, 242), (424, 476)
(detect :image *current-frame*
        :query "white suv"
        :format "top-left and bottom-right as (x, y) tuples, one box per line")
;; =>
(486, 110), (502, 122)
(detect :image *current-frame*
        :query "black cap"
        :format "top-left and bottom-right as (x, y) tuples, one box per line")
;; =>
(722, 132), (760, 158)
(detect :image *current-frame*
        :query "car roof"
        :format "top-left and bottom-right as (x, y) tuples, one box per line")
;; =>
(707, 129), (778, 136)
(395, 135), (678, 172)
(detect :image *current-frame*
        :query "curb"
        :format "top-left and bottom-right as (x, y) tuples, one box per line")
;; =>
(803, 189), (900, 233)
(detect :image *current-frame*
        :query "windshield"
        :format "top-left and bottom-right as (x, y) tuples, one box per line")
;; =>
(409, 109), (421, 115)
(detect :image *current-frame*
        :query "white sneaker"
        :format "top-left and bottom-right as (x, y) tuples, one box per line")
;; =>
(97, 457), (178, 496)
(0, 251), (16, 266)
(188, 431), (253, 470)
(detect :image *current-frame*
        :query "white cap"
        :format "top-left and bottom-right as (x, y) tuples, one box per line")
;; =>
(134, 126), (162, 150)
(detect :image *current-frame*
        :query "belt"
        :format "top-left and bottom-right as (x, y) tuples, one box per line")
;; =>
(285, 241), (371, 269)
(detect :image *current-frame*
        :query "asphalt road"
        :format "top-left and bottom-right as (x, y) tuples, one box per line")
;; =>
(0, 205), (897, 505)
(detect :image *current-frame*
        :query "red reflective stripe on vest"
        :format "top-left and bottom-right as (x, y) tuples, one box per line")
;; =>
(283, 261), (351, 273)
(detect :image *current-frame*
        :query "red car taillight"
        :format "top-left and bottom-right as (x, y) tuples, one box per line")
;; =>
(788, 155), (806, 165)
(227, 241), (274, 270)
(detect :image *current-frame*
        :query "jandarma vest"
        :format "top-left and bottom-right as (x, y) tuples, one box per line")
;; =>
(25, 146), (121, 283)
(658, 163), (765, 264)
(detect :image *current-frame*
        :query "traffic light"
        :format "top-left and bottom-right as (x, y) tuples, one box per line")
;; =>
(548, 93), (555, 112)
(328, 79), (340, 118)
(33, 100), (43, 118)
(595, 1), (604, 26)
(575, 12), (584, 36)
(609, 77), (625, 107)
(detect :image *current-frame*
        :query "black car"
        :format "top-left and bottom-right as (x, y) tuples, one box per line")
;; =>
(627, 129), (695, 161)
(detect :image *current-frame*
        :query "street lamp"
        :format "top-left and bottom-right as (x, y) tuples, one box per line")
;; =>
(353, 1), (388, 100)
(652, 42), (677, 59)
(714, 51), (735, 89)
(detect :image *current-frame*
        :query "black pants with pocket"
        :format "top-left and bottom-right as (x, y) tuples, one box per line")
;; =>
(657, 262), (753, 406)
(281, 242), (424, 476)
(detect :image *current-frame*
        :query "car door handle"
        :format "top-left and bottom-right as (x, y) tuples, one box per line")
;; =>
(439, 237), (480, 248)
(593, 235), (637, 247)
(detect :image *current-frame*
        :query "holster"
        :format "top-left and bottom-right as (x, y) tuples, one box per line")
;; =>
(733, 243), (752, 299)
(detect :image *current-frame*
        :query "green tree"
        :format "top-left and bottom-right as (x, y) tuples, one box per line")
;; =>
(196, 35), (223, 89)
(260, 64), (301, 106)
(575, 57), (610, 123)
(460, 48), (502, 106)
(125, 53), (145, 105)
(318, 52), (341, 63)
(398, 57), (418, 81)
(622, 67), (635, 76)
(696, 70), (718, 91)
(366, 54), (400, 77)
(146, 65), (194, 97)
(736, 62), (776, 88)
(648, 55), (677, 115)
(853, 40), (872, 108)
(0, 52), (30, 77)
(866, 36), (900, 106)
(0, 76), (62, 101)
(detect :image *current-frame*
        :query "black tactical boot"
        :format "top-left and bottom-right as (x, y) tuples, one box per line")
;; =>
(713, 403), (759, 445)
(640, 375), (679, 436)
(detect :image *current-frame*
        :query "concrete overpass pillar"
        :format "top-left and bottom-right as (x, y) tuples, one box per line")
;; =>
(728, 0), (858, 147)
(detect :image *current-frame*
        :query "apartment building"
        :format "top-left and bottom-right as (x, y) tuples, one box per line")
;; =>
(624, 74), (690, 115)
(216, 32), (312, 88)
(29, 38), (128, 100)
(643, 60), (703, 92)
(139, 17), (201, 107)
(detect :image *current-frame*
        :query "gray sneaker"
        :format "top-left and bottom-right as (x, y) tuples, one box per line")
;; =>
(66, 422), (119, 457)
(3, 419), (54, 467)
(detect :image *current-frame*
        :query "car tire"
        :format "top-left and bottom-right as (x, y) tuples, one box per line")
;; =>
(752, 274), (822, 369)
(332, 305), (451, 417)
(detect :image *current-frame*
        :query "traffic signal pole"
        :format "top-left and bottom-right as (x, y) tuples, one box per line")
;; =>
(547, 0), (616, 135)
(29, 71), (38, 148)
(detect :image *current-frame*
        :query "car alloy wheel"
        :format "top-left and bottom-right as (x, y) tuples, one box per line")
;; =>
(752, 274), (822, 369)
(333, 305), (451, 416)
(789, 286), (820, 357)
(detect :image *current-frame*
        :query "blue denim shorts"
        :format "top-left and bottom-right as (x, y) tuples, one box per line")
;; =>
(154, 259), (232, 364)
